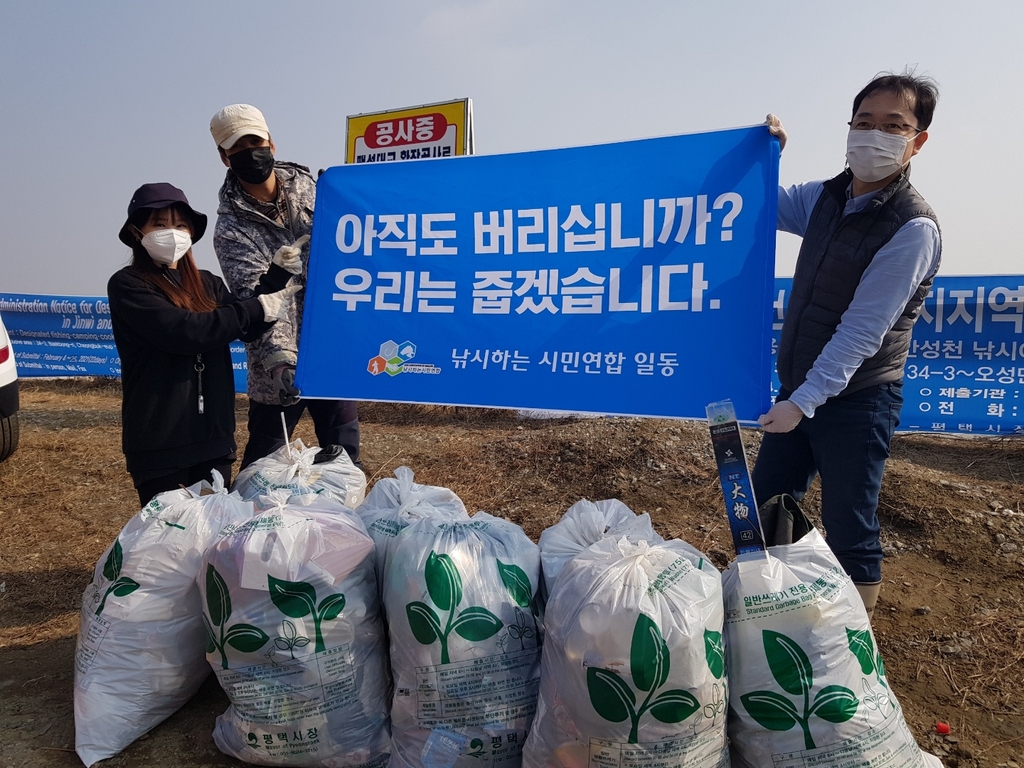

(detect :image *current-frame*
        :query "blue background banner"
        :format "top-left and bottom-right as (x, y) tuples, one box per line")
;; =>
(3, 276), (1022, 434)
(298, 127), (781, 420)
(0, 294), (249, 392)
(772, 277), (1024, 435)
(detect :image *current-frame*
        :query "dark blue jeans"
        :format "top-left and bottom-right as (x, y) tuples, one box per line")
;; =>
(751, 382), (903, 583)
(241, 398), (360, 470)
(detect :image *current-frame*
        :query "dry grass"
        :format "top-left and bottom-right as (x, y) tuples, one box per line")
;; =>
(1, 379), (1022, 766)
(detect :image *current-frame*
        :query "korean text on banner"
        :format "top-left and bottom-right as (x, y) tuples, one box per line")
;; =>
(771, 277), (1024, 435)
(346, 98), (472, 165)
(298, 126), (780, 420)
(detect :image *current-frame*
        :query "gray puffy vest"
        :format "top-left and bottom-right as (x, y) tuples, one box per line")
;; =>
(777, 168), (939, 396)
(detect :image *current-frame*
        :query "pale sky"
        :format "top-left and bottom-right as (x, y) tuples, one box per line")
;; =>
(1, 0), (1019, 295)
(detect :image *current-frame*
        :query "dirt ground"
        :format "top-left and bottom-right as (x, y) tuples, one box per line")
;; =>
(1, 379), (1022, 767)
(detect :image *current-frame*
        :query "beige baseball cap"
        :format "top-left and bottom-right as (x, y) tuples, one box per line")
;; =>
(210, 104), (270, 149)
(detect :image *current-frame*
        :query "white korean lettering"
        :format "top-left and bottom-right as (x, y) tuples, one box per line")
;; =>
(560, 267), (605, 314)
(561, 204), (606, 252)
(420, 213), (458, 255)
(336, 214), (362, 254)
(773, 288), (787, 330)
(946, 288), (982, 332)
(378, 214), (416, 256)
(988, 286), (1024, 333)
(695, 195), (711, 245)
(515, 269), (559, 314)
(659, 265), (689, 310)
(547, 207), (559, 253)
(374, 271), (414, 311)
(333, 268), (372, 310)
(473, 271), (514, 314)
(414, 116), (435, 141)
(474, 210), (513, 254)
(658, 353), (679, 376)
(395, 119), (414, 143)
(920, 287), (945, 331)
(517, 209), (545, 253)
(417, 273), (456, 313)
(610, 203), (640, 248)
(643, 198), (655, 248)
(374, 122), (394, 146)
(363, 215), (379, 256)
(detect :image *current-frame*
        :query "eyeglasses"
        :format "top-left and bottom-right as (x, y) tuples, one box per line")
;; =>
(848, 120), (922, 137)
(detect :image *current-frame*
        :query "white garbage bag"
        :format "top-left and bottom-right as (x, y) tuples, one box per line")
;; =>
(523, 537), (730, 768)
(199, 491), (391, 767)
(74, 472), (255, 767)
(356, 465), (469, 589)
(384, 512), (542, 768)
(538, 498), (663, 597)
(233, 439), (367, 509)
(724, 525), (943, 768)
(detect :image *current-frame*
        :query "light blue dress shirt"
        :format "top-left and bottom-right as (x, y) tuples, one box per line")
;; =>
(778, 178), (941, 417)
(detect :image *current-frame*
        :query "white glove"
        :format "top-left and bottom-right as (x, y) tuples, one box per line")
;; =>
(765, 113), (787, 152)
(272, 234), (310, 275)
(758, 400), (804, 433)
(257, 283), (301, 322)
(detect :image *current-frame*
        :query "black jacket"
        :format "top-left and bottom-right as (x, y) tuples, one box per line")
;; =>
(107, 264), (289, 476)
(778, 169), (939, 396)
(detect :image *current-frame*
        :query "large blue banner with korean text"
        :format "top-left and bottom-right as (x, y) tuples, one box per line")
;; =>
(298, 127), (781, 420)
(0, 293), (249, 392)
(771, 277), (1024, 434)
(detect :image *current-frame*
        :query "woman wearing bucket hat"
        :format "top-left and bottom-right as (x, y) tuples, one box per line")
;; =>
(108, 182), (302, 505)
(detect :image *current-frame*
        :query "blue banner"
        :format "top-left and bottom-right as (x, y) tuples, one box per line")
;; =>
(772, 278), (1024, 435)
(0, 293), (249, 392)
(4, 276), (1021, 435)
(298, 127), (781, 420)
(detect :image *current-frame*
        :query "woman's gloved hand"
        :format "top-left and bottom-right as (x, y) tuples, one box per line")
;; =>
(272, 234), (310, 275)
(257, 283), (301, 322)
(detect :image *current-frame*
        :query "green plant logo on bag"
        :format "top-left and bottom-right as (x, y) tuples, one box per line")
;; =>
(406, 550), (503, 664)
(95, 539), (140, 616)
(587, 613), (705, 743)
(203, 564), (270, 669)
(740, 630), (859, 750)
(495, 559), (539, 653)
(268, 575), (346, 654)
(847, 627), (897, 713)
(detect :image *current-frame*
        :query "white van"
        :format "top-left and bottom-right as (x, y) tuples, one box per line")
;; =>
(0, 314), (20, 461)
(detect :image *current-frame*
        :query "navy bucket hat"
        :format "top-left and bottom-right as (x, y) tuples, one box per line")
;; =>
(118, 183), (208, 246)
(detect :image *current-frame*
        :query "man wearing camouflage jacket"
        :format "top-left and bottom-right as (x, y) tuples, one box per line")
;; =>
(210, 104), (360, 469)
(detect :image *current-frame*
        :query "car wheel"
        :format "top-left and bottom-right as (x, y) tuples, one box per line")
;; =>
(0, 413), (19, 461)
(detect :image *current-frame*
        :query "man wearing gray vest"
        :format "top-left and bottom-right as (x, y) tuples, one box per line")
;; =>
(754, 73), (941, 616)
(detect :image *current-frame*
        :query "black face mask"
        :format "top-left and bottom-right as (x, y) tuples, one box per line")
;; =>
(229, 147), (275, 184)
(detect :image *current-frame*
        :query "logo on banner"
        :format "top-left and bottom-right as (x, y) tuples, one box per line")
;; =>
(367, 339), (440, 377)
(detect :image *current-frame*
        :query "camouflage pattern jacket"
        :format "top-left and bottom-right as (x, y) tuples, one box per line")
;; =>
(214, 162), (315, 404)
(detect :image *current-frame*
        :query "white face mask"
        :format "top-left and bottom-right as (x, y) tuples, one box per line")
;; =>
(140, 228), (192, 266)
(846, 129), (910, 183)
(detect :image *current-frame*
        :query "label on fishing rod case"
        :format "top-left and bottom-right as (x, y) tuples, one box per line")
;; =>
(706, 400), (766, 554)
